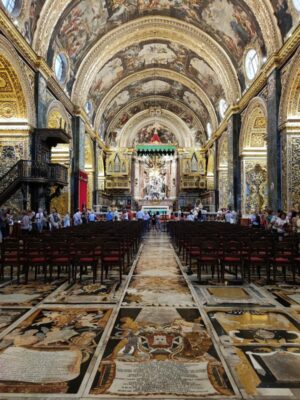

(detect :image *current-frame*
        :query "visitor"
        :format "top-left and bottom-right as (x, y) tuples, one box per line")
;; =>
(250, 211), (261, 228)
(225, 210), (233, 223)
(49, 208), (61, 230)
(155, 212), (161, 232)
(63, 212), (71, 228)
(186, 212), (194, 221)
(106, 209), (114, 222)
(113, 209), (119, 221)
(122, 209), (129, 221)
(144, 211), (151, 231)
(136, 208), (144, 221)
(20, 210), (30, 235)
(73, 209), (82, 226)
(274, 212), (289, 237)
(81, 208), (88, 224)
(35, 208), (45, 233)
(88, 209), (96, 222)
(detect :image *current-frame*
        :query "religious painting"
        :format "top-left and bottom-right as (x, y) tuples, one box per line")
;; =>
(0, 308), (30, 336)
(223, 345), (300, 398)
(90, 307), (235, 397)
(208, 309), (300, 346)
(270, 0), (298, 39)
(267, 286), (300, 307)
(123, 276), (196, 307)
(45, 278), (124, 304)
(48, 0), (265, 90)
(0, 0), (46, 44)
(87, 40), (225, 115)
(0, 280), (65, 307)
(193, 285), (273, 307)
(103, 77), (209, 132)
(134, 123), (177, 145)
(0, 307), (112, 394)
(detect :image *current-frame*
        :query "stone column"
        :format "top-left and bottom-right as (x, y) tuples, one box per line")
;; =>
(71, 116), (85, 212)
(267, 69), (282, 211)
(214, 141), (219, 211)
(227, 113), (241, 211)
(93, 140), (98, 208)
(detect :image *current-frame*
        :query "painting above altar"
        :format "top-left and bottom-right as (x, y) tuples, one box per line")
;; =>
(133, 123), (178, 146)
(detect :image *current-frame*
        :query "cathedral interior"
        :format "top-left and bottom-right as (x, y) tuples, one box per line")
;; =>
(0, 0), (300, 399)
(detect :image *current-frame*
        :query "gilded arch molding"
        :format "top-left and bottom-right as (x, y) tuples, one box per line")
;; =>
(94, 68), (218, 133)
(118, 109), (193, 149)
(279, 48), (300, 126)
(239, 97), (268, 155)
(107, 95), (204, 137)
(0, 35), (36, 127)
(32, 0), (71, 57)
(46, 100), (71, 134)
(72, 17), (240, 106)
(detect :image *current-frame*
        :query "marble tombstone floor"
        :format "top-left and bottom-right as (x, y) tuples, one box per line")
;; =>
(0, 233), (300, 399)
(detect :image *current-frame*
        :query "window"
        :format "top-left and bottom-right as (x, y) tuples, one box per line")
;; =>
(1, 0), (21, 15)
(85, 101), (93, 116)
(245, 49), (259, 80)
(206, 122), (212, 139)
(292, 0), (300, 11)
(219, 99), (228, 119)
(54, 54), (68, 83)
(191, 154), (198, 172)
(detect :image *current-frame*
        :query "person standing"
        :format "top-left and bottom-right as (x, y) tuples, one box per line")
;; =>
(88, 209), (96, 222)
(20, 211), (31, 235)
(155, 212), (161, 232)
(35, 208), (45, 233)
(63, 212), (71, 228)
(49, 208), (62, 230)
(73, 209), (82, 226)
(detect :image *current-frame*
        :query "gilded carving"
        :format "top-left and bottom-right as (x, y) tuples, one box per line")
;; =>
(287, 136), (300, 210)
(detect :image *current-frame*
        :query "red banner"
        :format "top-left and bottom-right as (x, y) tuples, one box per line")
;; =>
(79, 170), (88, 211)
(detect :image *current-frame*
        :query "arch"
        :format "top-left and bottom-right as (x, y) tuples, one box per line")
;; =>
(239, 97), (268, 214)
(0, 35), (36, 126)
(279, 48), (300, 126)
(72, 17), (240, 106)
(94, 68), (218, 133)
(239, 97), (267, 155)
(118, 109), (193, 148)
(46, 100), (71, 134)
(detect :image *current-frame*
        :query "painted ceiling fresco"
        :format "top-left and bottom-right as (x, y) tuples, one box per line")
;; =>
(107, 97), (204, 144)
(46, 0), (266, 92)
(86, 40), (225, 120)
(101, 77), (210, 134)
(0, 0), (46, 44)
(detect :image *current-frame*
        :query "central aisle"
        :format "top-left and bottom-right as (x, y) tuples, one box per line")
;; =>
(88, 232), (237, 398)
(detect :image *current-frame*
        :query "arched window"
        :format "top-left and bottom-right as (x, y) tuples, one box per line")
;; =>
(54, 53), (68, 83)
(292, 0), (300, 11)
(219, 99), (228, 119)
(1, 0), (21, 15)
(114, 154), (121, 172)
(245, 49), (259, 81)
(191, 153), (198, 172)
(207, 122), (212, 139)
(85, 101), (93, 116)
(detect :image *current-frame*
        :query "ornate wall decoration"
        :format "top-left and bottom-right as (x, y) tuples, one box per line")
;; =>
(217, 132), (229, 209)
(0, 136), (29, 175)
(242, 161), (268, 214)
(279, 47), (300, 125)
(0, 35), (36, 126)
(286, 136), (300, 211)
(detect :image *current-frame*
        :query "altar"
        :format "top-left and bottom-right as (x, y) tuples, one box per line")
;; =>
(138, 199), (174, 216)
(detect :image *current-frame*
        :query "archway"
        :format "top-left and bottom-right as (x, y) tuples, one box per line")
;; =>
(239, 98), (268, 215)
(84, 135), (95, 210)
(217, 132), (229, 210)
(279, 51), (300, 211)
(47, 102), (72, 215)
(0, 37), (35, 210)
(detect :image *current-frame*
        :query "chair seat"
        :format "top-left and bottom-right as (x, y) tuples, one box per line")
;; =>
(249, 256), (264, 262)
(30, 257), (47, 263)
(79, 257), (95, 262)
(223, 257), (241, 262)
(272, 257), (290, 263)
(103, 256), (120, 262)
(198, 256), (217, 262)
(52, 257), (70, 263)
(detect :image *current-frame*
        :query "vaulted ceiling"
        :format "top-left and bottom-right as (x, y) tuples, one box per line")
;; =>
(1, 0), (299, 148)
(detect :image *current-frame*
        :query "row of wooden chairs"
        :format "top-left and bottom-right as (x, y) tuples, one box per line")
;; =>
(168, 221), (300, 283)
(0, 221), (144, 284)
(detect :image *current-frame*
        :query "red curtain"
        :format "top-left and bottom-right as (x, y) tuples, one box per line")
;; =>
(79, 170), (88, 210)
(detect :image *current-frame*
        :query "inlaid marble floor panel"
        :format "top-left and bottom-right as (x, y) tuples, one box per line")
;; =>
(1, 231), (300, 399)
